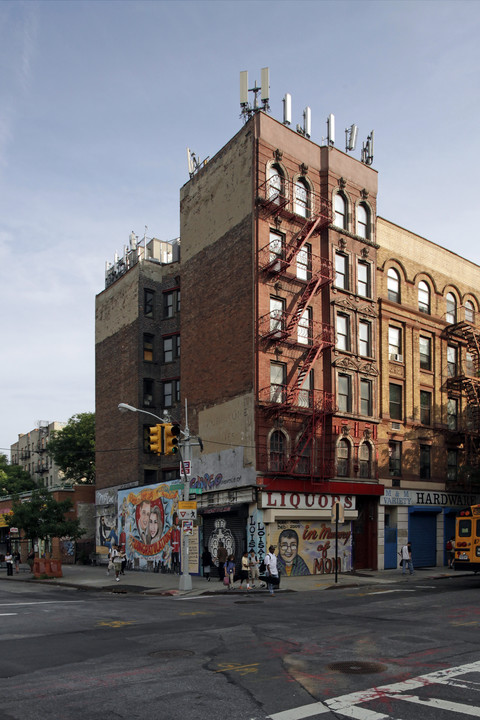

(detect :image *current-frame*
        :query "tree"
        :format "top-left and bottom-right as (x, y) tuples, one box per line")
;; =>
(47, 412), (95, 485)
(6, 487), (84, 543)
(0, 454), (36, 497)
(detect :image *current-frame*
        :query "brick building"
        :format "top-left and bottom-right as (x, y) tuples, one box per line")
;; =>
(10, 421), (66, 489)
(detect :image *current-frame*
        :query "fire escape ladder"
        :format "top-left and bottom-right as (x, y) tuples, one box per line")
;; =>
(463, 325), (480, 374)
(284, 214), (323, 269)
(286, 346), (323, 407)
(283, 276), (323, 338)
(286, 417), (317, 475)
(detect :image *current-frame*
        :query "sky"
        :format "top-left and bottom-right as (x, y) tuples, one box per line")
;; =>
(1, 0), (480, 458)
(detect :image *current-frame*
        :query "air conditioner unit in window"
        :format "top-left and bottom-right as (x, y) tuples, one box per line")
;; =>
(389, 353), (403, 363)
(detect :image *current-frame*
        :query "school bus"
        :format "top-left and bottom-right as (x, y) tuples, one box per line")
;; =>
(455, 505), (480, 572)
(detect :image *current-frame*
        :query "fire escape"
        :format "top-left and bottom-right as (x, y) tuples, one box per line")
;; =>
(257, 178), (336, 480)
(443, 312), (480, 481)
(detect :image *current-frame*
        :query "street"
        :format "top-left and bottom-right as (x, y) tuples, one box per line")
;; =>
(1, 574), (480, 719)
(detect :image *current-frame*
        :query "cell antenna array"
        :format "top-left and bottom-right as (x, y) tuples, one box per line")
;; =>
(240, 67), (270, 122)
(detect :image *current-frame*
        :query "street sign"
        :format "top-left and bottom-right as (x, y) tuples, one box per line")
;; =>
(178, 500), (197, 521)
(189, 488), (203, 495)
(170, 483), (184, 491)
(180, 461), (191, 476)
(9, 527), (18, 534)
(182, 520), (193, 535)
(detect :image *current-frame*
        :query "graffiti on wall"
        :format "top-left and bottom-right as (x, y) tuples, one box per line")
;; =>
(248, 509), (266, 562)
(117, 482), (180, 570)
(268, 520), (353, 576)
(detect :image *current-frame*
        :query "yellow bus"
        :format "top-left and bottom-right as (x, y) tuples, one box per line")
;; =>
(455, 505), (480, 572)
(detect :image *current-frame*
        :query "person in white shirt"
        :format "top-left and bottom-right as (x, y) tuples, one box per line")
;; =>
(264, 545), (279, 595)
(401, 542), (414, 576)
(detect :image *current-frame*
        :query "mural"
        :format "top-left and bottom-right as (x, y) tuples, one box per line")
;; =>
(118, 482), (180, 571)
(268, 520), (353, 575)
(247, 509), (266, 563)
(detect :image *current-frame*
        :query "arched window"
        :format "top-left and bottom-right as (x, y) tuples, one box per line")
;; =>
(267, 164), (285, 203)
(446, 293), (457, 324)
(387, 268), (400, 303)
(334, 193), (347, 229)
(337, 438), (350, 477)
(270, 431), (286, 472)
(357, 202), (370, 239)
(418, 280), (430, 314)
(294, 178), (310, 218)
(359, 442), (372, 478)
(465, 300), (475, 324)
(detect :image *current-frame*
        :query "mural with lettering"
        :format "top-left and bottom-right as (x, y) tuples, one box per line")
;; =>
(269, 520), (353, 576)
(117, 482), (180, 571)
(248, 509), (266, 563)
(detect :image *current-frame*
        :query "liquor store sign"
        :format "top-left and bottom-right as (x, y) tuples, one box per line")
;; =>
(381, 489), (480, 507)
(262, 492), (355, 511)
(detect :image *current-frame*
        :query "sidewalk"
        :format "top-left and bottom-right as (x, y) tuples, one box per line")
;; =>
(0, 563), (464, 597)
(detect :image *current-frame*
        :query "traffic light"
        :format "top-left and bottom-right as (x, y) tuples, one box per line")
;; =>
(164, 423), (181, 455)
(149, 424), (163, 455)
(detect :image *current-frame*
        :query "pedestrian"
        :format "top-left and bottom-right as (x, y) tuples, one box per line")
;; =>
(248, 549), (259, 588)
(5, 551), (13, 577)
(106, 546), (115, 576)
(216, 541), (228, 582)
(14, 551), (20, 574)
(27, 548), (35, 571)
(401, 541), (414, 576)
(446, 536), (455, 569)
(202, 546), (213, 581)
(113, 546), (123, 582)
(264, 545), (279, 595)
(239, 551), (250, 590)
(120, 549), (127, 575)
(225, 554), (236, 590)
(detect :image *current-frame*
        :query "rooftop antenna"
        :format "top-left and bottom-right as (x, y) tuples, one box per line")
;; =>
(187, 147), (209, 178)
(240, 67), (270, 122)
(327, 113), (335, 146)
(361, 130), (374, 165)
(345, 124), (358, 153)
(296, 106), (311, 139)
(283, 93), (291, 126)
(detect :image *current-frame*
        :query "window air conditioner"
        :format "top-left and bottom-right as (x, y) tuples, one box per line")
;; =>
(389, 353), (403, 363)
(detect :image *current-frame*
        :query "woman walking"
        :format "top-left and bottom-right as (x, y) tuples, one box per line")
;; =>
(225, 554), (236, 590)
(239, 551), (250, 590)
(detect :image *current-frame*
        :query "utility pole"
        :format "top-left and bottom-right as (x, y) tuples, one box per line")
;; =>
(178, 399), (192, 591)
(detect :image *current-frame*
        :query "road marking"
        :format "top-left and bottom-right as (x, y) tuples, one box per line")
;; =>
(216, 662), (260, 676)
(0, 601), (85, 607)
(268, 701), (330, 719)
(0, 613), (17, 616)
(178, 611), (210, 616)
(97, 620), (136, 628)
(368, 590), (415, 595)
(395, 693), (480, 716)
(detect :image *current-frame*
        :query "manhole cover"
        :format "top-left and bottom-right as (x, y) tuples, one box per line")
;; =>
(149, 649), (194, 659)
(328, 661), (386, 675)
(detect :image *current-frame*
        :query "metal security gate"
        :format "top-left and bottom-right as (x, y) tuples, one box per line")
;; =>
(409, 510), (438, 567)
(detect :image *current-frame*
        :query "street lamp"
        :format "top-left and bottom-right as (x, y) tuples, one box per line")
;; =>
(117, 402), (192, 591)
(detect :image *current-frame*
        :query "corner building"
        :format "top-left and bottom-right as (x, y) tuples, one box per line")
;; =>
(181, 112), (382, 574)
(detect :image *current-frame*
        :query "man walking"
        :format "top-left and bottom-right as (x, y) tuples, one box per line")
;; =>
(264, 545), (279, 595)
(401, 541), (414, 576)
(216, 541), (228, 582)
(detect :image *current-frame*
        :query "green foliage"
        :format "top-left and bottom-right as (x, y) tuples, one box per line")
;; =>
(47, 412), (95, 484)
(6, 487), (84, 541)
(0, 454), (36, 497)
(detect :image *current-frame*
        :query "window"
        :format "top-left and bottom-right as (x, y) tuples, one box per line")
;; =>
(447, 345), (457, 377)
(446, 292), (457, 324)
(296, 243), (311, 281)
(267, 163), (285, 202)
(297, 308), (312, 346)
(334, 193), (347, 229)
(143, 334), (154, 362)
(359, 442), (372, 478)
(335, 252), (349, 290)
(357, 203), (370, 239)
(420, 390), (431, 425)
(360, 379), (372, 416)
(296, 435), (311, 475)
(419, 336), (432, 370)
(143, 379), (154, 407)
(298, 370), (312, 408)
(270, 431), (286, 472)
(389, 441), (402, 477)
(144, 289), (154, 318)
(389, 384), (403, 421)
(466, 351), (475, 376)
(359, 321), (371, 357)
(270, 362), (286, 403)
(447, 449), (458, 483)
(388, 326), (402, 361)
(357, 261), (371, 298)
(418, 281), (430, 314)
(420, 445), (431, 480)
(338, 373), (352, 412)
(164, 292), (174, 318)
(176, 335), (181, 357)
(387, 268), (400, 303)
(447, 397), (458, 430)
(174, 379), (180, 402)
(269, 230), (284, 265)
(294, 178), (310, 218)
(336, 314), (350, 351)
(465, 300), (475, 323)
(163, 336), (174, 363)
(163, 381), (173, 407)
(337, 439), (350, 477)
(270, 297), (285, 336)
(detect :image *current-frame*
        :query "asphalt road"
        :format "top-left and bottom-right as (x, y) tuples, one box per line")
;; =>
(1, 574), (480, 719)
